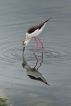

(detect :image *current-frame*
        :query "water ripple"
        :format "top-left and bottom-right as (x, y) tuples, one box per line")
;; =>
(0, 42), (70, 65)
(44, 48), (71, 64)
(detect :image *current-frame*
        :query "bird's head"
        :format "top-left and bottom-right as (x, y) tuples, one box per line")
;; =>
(22, 40), (29, 47)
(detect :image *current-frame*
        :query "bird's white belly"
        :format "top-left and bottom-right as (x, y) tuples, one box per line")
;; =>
(26, 29), (40, 38)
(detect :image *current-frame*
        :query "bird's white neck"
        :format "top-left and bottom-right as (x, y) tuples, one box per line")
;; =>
(25, 37), (31, 46)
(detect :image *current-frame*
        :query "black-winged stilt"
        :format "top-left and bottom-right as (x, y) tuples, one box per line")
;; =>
(22, 18), (51, 53)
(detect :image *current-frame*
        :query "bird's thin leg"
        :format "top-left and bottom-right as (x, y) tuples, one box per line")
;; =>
(36, 36), (44, 53)
(33, 37), (39, 53)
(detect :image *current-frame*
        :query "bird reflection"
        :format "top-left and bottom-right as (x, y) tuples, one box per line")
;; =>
(22, 53), (49, 85)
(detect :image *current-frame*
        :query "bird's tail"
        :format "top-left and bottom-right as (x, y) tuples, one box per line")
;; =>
(45, 18), (52, 23)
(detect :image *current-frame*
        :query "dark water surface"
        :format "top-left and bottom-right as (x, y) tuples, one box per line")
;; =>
(0, 0), (71, 106)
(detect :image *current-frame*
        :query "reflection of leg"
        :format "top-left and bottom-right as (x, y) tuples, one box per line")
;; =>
(33, 53), (38, 68)
(33, 53), (43, 70)
(36, 37), (44, 53)
(37, 53), (43, 70)
(33, 37), (39, 53)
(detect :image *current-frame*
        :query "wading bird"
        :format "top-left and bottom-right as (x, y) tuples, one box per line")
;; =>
(22, 18), (51, 53)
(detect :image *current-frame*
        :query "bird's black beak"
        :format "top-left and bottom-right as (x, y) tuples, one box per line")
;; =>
(23, 47), (25, 53)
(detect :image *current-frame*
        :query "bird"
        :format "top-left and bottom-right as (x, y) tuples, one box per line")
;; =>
(22, 18), (51, 53)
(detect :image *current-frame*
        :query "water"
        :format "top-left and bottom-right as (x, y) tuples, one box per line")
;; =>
(0, 0), (71, 106)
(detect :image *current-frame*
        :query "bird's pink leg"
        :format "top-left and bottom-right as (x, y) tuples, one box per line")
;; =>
(36, 36), (44, 53)
(33, 37), (39, 53)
